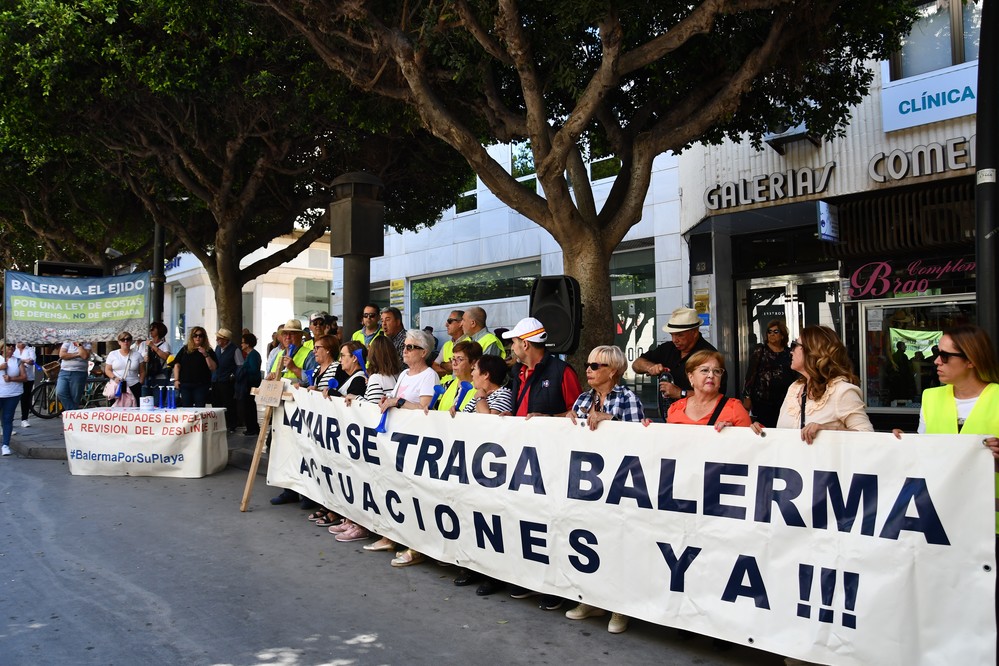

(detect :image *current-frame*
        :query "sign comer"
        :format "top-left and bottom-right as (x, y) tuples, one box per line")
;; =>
(703, 162), (835, 211)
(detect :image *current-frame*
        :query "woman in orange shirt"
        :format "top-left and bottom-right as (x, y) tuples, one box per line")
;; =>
(666, 350), (751, 430)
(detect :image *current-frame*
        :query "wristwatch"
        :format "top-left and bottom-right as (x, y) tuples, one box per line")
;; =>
(396, 398), (406, 409)
(680, 389), (687, 398)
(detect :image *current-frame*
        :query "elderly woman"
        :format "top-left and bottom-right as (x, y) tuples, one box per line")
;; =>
(753, 325), (872, 443)
(105, 332), (146, 406)
(308, 334), (342, 390)
(666, 350), (751, 429)
(566, 345), (645, 430)
(742, 319), (796, 428)
(366, 328), (441, 565)
(328, 341), (368, 397)
(235, 333), (262, 437)
(172, 326), (218, 408)
(436, 340), (482, 412)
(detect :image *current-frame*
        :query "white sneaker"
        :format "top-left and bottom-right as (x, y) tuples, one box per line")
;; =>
(20, 420), (29, 428)
(607, 613), (630, 634)
(2, 445), (11, 456)
(565, 603), (605, 620)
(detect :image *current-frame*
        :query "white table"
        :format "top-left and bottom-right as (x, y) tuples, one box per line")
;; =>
(63, 407), (228, 478)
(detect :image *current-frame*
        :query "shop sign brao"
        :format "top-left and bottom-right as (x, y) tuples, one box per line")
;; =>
(703, 162), (835, 211)
(868, 136), (975, 184)
(849, 257), (975, 299)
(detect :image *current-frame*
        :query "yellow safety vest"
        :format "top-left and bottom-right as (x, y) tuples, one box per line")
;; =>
(352, 328), (384, 346)
(270, 346), (312, 380)
(436, 377), (475, 412)
(474, 331), (506, 359)
(922, 383), (999, 533)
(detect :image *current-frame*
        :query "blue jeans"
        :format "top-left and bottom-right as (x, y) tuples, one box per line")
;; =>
(56, 370), (87, 411)
(179, 383), (210, 408)
(1, 395), (19, 448)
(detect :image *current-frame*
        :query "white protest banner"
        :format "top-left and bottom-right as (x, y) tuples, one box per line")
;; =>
(64, 408), (227, 478)
(4, 270), (151, 344)
(269, 388), (995, 665)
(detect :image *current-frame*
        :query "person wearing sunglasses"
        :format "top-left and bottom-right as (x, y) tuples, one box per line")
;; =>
(753, 326), (872, 443)
(105, 332), (146, 406)
(351, 304), (384, 347)
(172, 326), (218, 407)
(742, 319), (797, 428)
(432, 310), (466, 382)
(665, 350), (750, 430)
(565, 345), (646, 431)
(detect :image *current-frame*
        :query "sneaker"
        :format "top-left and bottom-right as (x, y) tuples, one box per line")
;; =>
(565, 603), (605, 620)
(508, 585), (536, 599)
(607, 613), (630, 634)
(269, 489), (298, 505)
(1, 445), (11, 456)
(539, 595), (563, 611)
(20, 420), (29, 428)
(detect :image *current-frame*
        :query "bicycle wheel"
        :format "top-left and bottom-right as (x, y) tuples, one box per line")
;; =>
(30, 381), (64, 419)
(85, 378), (110, 408)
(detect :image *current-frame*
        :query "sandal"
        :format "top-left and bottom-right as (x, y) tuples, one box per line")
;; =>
(335, 524), (371, 542)
(316, 513), (341, 527)
(390, 548), (426, 567)
(363, 537), (396, 552)
(307, 510), (328, 522)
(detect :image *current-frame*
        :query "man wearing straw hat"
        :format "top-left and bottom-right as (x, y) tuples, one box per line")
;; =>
(632, 306), (716, 413)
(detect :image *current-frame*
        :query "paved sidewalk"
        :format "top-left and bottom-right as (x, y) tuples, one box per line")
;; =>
(7, 409), (266, 473)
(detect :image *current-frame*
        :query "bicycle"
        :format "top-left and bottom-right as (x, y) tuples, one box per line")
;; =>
(30, 358), (110, 419)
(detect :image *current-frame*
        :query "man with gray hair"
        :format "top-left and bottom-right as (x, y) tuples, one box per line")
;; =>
(380, 306), (408, 364)
(461, 306), (505, 358)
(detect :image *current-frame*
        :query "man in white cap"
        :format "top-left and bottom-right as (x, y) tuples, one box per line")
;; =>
(502, 316), (582, 610)
(503, 316), (581, 420)
(632, 306), (716, 407)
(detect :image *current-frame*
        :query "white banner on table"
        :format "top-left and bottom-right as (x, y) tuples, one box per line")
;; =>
(269, 388), (995, 666)
(64, 408), (227, 478)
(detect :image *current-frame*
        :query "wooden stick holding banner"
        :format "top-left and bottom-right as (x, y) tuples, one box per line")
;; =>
(240, 379), (291, 512)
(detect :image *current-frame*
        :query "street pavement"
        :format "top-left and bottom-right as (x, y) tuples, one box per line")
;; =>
(1, 414), (783, 666)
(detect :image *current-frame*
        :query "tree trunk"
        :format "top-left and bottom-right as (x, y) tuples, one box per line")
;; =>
(210, 245), (243, 336)
(559, 234), (615, 382)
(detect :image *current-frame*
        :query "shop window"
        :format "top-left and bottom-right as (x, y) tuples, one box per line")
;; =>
(890, 1), (981, 80)
(410, 261), (541, 320)
(860, 297), (976, 410)
(293, 278), (331, 322)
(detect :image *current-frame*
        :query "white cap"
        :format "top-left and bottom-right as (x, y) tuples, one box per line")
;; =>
(502, 317), (547, 343)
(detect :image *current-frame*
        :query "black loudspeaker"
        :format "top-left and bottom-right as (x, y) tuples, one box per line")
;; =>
(529, 276), (582, 354)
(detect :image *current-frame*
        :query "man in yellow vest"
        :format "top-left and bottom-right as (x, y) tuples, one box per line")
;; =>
(461, 306), (505, 358)
(266, 319), (316, 384)
(351, 303), (384, 347)
(432, 309), (466, 382)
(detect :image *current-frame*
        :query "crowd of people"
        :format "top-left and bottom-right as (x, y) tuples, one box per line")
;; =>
(259, 303), (999, 646)
(4, 302), (997, 650)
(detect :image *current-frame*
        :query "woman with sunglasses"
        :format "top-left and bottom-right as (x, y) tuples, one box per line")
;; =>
(754, 325), (871, 443)
(172, 327), (218, 407)
(565, 345), (645, 431)
(105, 332), (146, 405)
(742, 319), (796, 428)
(666, 350), (751, 429)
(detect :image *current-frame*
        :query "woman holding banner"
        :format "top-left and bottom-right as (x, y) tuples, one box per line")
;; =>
(343, 336), (400, 405)
(753, 325), (872, 442)
(666, 350), (751, 430)
(566, 345), (645, 430)
(435, 340), (481, 412)
(329, 341), (367, 397)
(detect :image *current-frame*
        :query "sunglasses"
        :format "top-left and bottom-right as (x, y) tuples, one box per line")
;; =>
(789, 341), (802, 352)
(767, 329), (780, 335)
(362, 313), (379, 318)
(446, 318), (461, 324)
(119, 337), (132, 343)
(192, 333), (205, 338)
(585, 362), (609, 371)
(937, 349), (967, 363)
(404, 344), (424, 351)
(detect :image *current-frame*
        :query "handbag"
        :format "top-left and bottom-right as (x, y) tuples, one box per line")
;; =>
(103, 378), (120, 401)
(115, 387), (137, 408)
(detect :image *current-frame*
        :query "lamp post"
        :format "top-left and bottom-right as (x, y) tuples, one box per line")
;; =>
(329, 173), (385, 340)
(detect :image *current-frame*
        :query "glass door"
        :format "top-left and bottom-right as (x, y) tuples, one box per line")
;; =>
(736, 271), (842, 386)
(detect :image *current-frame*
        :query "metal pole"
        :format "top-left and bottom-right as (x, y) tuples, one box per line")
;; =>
(976, 0), (998, 343)
(151, 221), (165, 323)
(342, 254), (370, 341)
